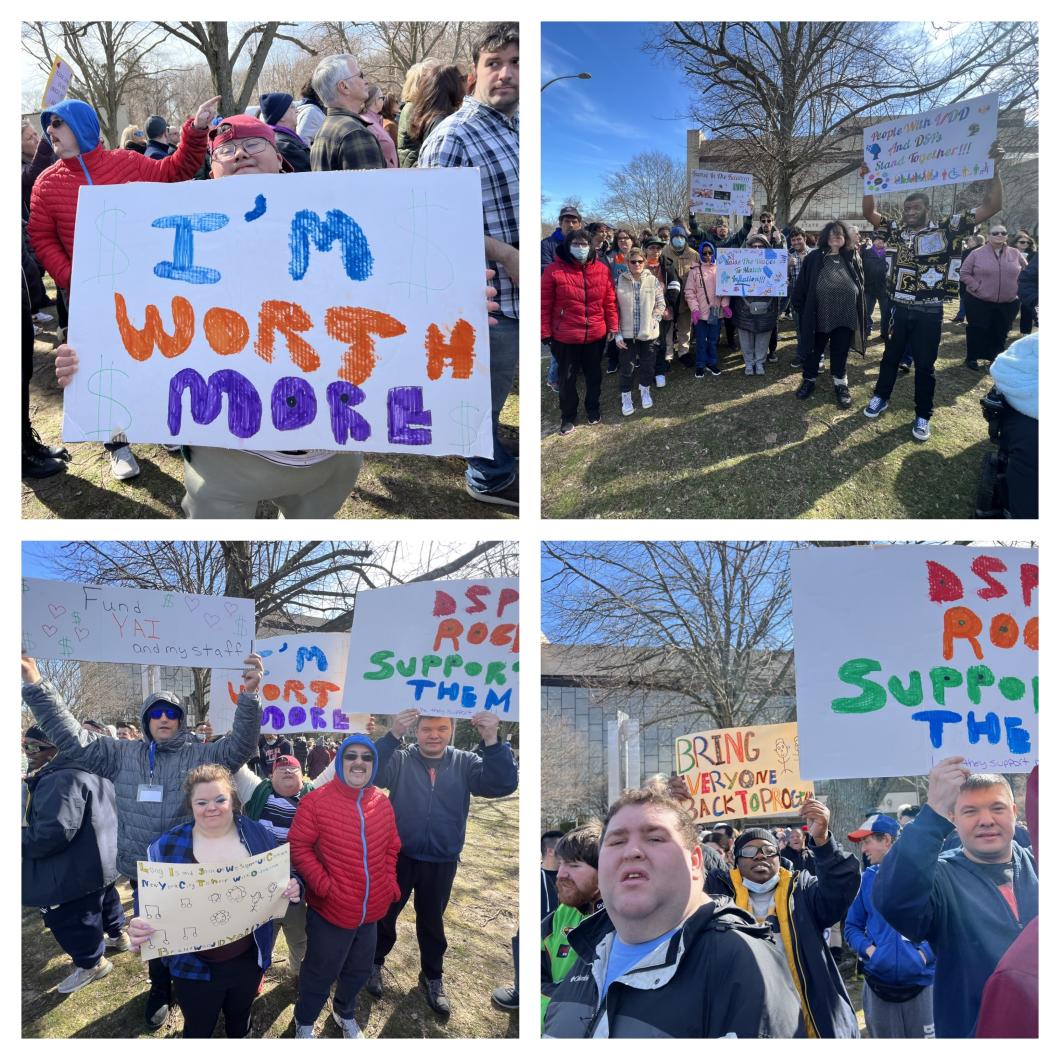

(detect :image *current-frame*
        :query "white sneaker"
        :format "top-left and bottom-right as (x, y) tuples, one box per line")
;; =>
(32, 311), (52, 323)
(754, 363), (765, 375)
(639, 385), (653, 409)
(332, 1011), (363, 1038)
(744, 365), (754, 376)
(655, 374), (666, 388)
(621, 392), (634, 416)
(294, 1022), (315, 1038)
(109, 445), (140, 480)
(912, 417), (931, 441)
(105, 931), (130, 952)
(57, 958), (112, 994)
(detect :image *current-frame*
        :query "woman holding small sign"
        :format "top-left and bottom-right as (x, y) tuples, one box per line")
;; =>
(126, 764), (302, 1039)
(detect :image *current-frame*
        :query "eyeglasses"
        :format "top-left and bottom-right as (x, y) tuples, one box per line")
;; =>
(23, 741), (50, 753)
(146, 706), (182, 721)
(737, 846), (779, 861)
(990, 230), (1008, 236)
(1015, 239), (1030, 245)
(212, 136), (271, 161)
(276, 766), (301, 774)
(344, 752), (375, 763)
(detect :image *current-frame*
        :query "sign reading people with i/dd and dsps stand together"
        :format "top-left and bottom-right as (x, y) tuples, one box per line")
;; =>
(63, 169), (494, 458)
(345, 579), (520, 720)
(21, 577), (254, 665)
(208, 632), (370, 735)
(862, 91), (998, 194)
(674, 722), (815, 823)
(791, 546), (1038, 780)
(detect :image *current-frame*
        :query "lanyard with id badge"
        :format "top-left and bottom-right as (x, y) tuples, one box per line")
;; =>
(138, 741), (163, 802)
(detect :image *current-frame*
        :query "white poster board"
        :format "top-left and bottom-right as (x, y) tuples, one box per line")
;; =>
(137, 846), (290, 960)
(63, 169), (493, 457)
(41, 55), (75, 108)
(863, 92), (998, 195)
(716, 247), (788, 296)
(345, 579), (520, 720)
(22, 578), (254, 665)
(209, 631), (369, 734)
(791, 546), (1038, 780)
(690, 170), (753, 215)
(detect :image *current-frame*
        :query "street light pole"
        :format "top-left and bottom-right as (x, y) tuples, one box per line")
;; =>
(541, 72), (592, 92)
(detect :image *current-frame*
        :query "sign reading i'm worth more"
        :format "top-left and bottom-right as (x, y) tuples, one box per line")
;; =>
(63, 169), (494, 458)
(346, 579), (520, 720)
(22, 578), (254, 665)
(862, 91), (998, 195)
(791, 546), (1038, 780)
(208, 632), (370, 735)
(674, 722), (815, 823)
(690, 170), (753, 216)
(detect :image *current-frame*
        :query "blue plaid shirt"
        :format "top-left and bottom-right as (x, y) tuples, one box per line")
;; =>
(144, 814), (292, 982)
(418, 97), (519, 319)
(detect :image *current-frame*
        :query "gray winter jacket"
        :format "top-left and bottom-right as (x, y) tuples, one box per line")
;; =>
(22, 680), (261, 878)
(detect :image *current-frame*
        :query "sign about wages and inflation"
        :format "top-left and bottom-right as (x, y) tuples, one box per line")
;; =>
(137, 846), (290, 961)
(863, 91), (998, 194)
(208, 632), (369, 735)
(716, 247), (788, 297)
(346, 579), (520, 720)
(63, 168), (494, 457)
(22, 578), (254, 666)
(674, 722), (814, 823)
(690, 170), (753, 216)
(41, 55), (75, 108)
(791, 546), (1038, 780)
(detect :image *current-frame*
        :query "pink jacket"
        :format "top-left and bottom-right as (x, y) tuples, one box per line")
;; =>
(683, 262), (729, 317)
(960, 244), (1027, 304)
(362, 110), (398, 169)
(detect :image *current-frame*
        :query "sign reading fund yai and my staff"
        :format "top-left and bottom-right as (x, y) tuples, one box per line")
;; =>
(791, 546), (1038, 780)
(64, 169), (493, 458)
(346, 579), (520, 720)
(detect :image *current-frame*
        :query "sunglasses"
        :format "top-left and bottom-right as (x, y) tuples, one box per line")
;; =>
(628, 258), (645, 264)
(1016, 239), (1030, 244)
(24, 741), (51, 753)
(990, 230), (1008, 236)
(737, 846), (779, 861)
(344, 752), (375, 763)
(48, 117), (65, 129)
(146, 706), (181, 721)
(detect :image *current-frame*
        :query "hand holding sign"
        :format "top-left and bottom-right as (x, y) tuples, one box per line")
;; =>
(799, 797), (831, 845)
(54, 344), (78, 388)
(282, 878), (302, 903)
(988, 140), (1004, 164)
(127, 916), (154, 950)
(21, 653), (41, 685)
(193, 95), (223, 130)
(471, 709), (500, 747)
(390, 707), (420, 739)
(926, 755), (971, 819)
(241, 653), (264, 693)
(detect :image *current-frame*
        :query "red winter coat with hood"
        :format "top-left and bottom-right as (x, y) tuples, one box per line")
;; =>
(27, 99), (208, 293)
(287, 732), (401, 929)
(541, 236), (618, 344)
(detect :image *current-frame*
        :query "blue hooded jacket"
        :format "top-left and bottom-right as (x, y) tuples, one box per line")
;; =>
(41, 99), (101, 155)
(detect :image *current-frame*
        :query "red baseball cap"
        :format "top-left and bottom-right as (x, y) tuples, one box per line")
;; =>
(208, 115), (293, 172)
(273, 755), (301, 770)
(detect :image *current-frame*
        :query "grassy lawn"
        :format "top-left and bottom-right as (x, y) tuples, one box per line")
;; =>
(541, 302), (1003, 519)
(23, 295), (517, 521)
(22, 794), (519, 1039)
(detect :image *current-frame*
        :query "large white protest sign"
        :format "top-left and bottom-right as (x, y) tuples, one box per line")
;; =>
(345, 579), (520, 720)
(690, 170), (753, 216)
(716, 247), (788, 297)
(22, 578), (254, 666)
(791, 546), (1038, 780)
(41, 55), (75, 108)
(209, 632), (369, 735)
(137, 846), (290, 960)
(863, 92), (998, 195)
(63, 168), (493, 457)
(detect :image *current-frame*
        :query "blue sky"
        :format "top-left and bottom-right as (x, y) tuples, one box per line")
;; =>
(541, 22), (694, 223)
(22, 542), (67, 578)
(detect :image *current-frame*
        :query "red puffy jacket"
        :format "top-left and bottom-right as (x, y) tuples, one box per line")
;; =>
(27, 118), (208, 292)
(541, 257), (618, 344)
(288, 778), (401, 929)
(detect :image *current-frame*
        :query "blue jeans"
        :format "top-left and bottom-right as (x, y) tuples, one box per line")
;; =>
(694, 317), (720, 369)
(466, 313), (518, 495)
(547, 354), (559, 388)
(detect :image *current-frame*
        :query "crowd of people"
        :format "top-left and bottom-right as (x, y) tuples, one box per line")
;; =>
(21, 656), (518, 1038)
(21, 22), (520, 514)
(540, 143), (1037, 486)
(538, 762), (1037, 1038)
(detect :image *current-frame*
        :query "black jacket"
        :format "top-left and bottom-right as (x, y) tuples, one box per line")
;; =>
(790, 247), (867, 355)
(706, 834), (862, 1038)
(688, 211), (753, 249)
(542, 898), (803, 1038)
(860, 246), (889, 293)
(145, 139), (175, 160)
(22, 756), (119, 907)
(275, 128), (311, 174)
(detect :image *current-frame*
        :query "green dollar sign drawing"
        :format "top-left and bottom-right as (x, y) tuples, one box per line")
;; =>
(449, 402), (482, 453)
(72, 611), (82, 625)
(22, 579), (29, 593)
(163, 594), (174, 608)
(58, 636), (74, 657)
(235, 617), (248, 636)
(86, 356), (134, 442)
(92, 204), (130, 285)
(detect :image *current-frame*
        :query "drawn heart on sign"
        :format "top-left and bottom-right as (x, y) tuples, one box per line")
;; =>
(224, 602), (238, 616)
(184, 597), (200, 613)
(42, 624), (58, 637)
(48, 604), (67, 618)
(75, 627), (91, 642)
(204, 613), (221, 628)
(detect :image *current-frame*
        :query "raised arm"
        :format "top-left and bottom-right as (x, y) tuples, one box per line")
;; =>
(973, 141), (1004, 225)
(858, 164), (884, 227)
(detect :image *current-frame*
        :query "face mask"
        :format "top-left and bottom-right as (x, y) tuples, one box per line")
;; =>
(742, 873), (780, 893)
(671, 238), (686, 251)
(570, 245), (590, 262)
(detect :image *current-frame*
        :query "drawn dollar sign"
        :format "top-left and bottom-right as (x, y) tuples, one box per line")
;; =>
(92, 204), (130, 285)
(163, 594), (174, 608)
(449, 402), (482, 454)
(71, 611), (82, 625)
(58, 636), (74, 657)
(86, 358), (134, 442)
(235, 616), (248, 636)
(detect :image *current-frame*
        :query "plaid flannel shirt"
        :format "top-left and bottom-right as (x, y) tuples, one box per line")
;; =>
(418, 96), (520, 318)
(145, 814), (292, 982)
(309, 107), (387, 173)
